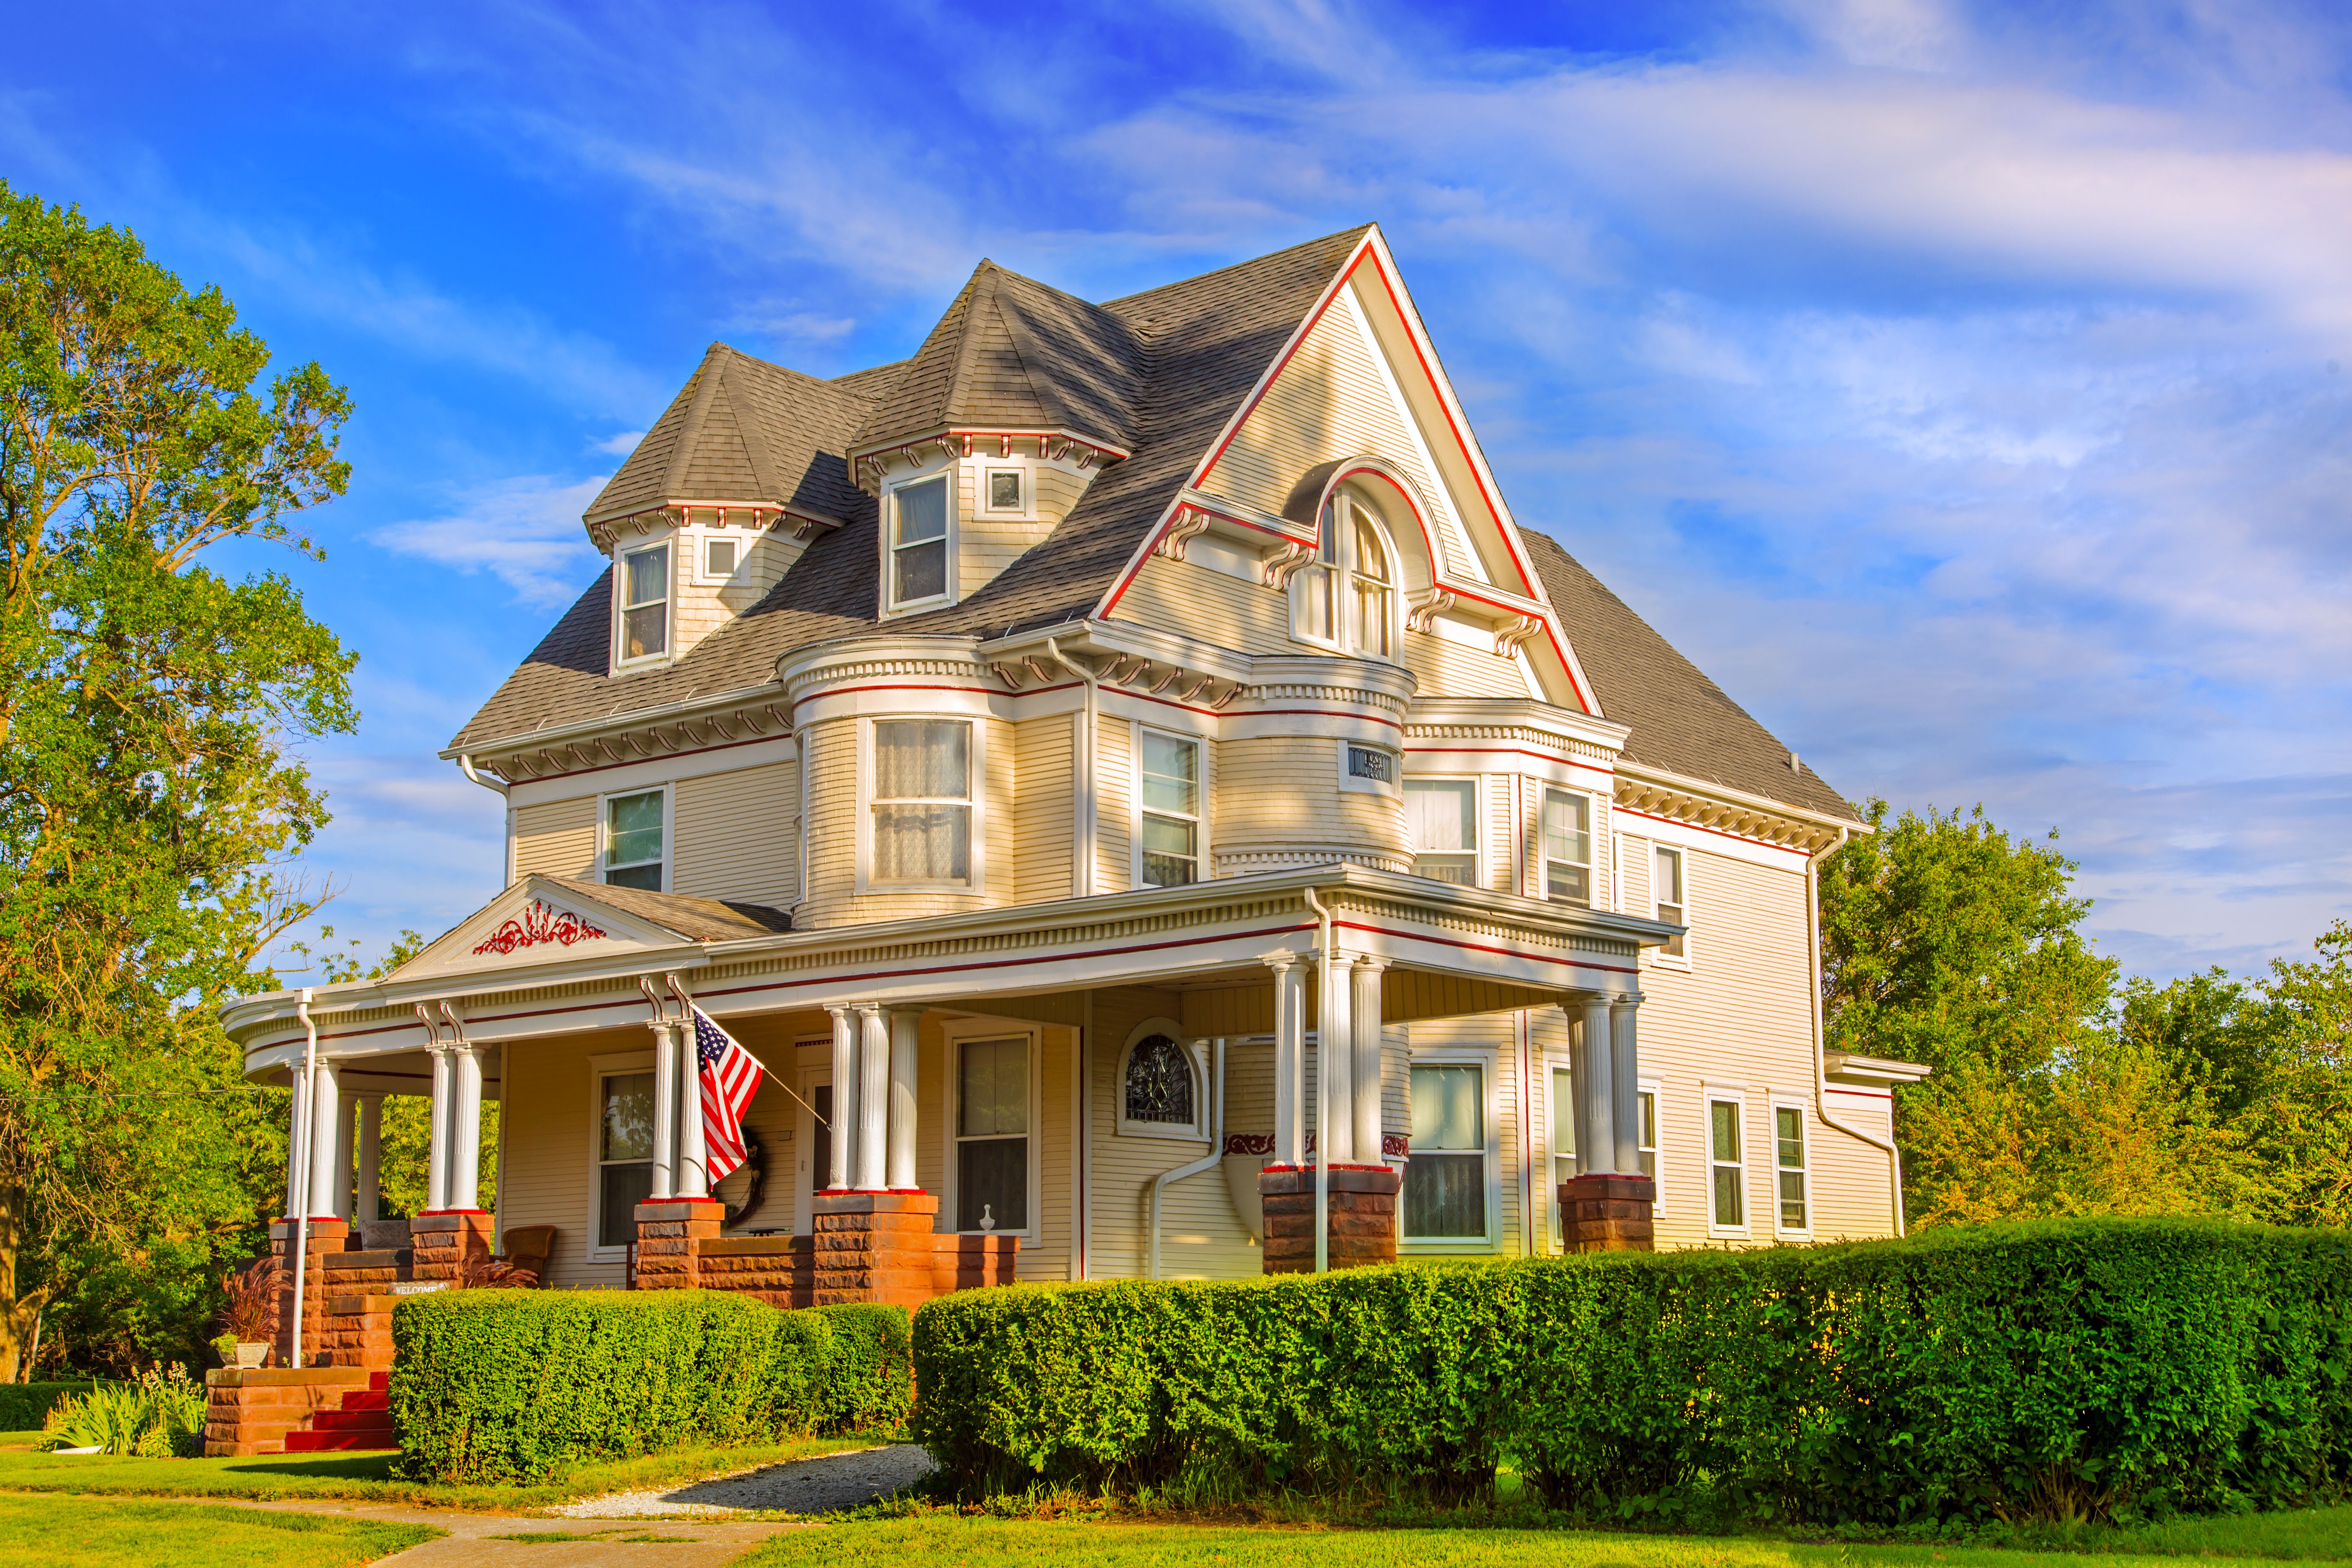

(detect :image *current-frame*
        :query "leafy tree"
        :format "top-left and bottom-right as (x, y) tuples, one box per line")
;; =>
(2117, 968), (2275, 1117)
(0, 184), (355, 1378)
(2243, 921), (2352, 1227)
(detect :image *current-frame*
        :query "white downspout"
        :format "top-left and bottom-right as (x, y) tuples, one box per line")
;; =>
(1044, 636), (1097, 898)
(1302, 886), (1335, 1274)
(1148, 1039), (1226, 1280)
(459, 755), (513, 887)
(1806, 828), (1906, 1237)
(288, 988), (319, 1369)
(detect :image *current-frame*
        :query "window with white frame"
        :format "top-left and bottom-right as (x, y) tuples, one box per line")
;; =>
(1774, 1106), (1808, 1232)
(618, 542), (670, 662)
(703, 534), (738, 579)
(1709, 1098), (1746, 1230)
(888, 475), (950, 608)
(596, 1069), (655, 1248)
(1405, 1063), (1486, 1239)
(1138, 729), (1200, 887)
(984, 467), (1023, 513)
(1636, 1088), (1658, 1181)
(604, 790), (664, 890)
(1406, 779), (1477, 885)
(954, 1035), (1028, 1232)
(1120, 1033), (1198, 1133)
(1655, 845), (1687, 957)
(1341, 743), (1396, 794)
(1550, 1065), (1576, 1195)
(1544, 789), (1592, 906)
(1294, 493), (1398, 659)
(871, 719), (971, 886)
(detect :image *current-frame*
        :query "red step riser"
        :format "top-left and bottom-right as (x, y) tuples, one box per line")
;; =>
(335, 1392), (390, 1413)
(312, 1411), (395, 1432)
(284, 1432), (397, 1452)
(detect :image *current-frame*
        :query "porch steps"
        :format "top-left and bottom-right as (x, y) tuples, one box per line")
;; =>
(283, 1372), (396, 1453)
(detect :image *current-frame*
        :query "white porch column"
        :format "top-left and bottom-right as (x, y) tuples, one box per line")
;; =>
(284, 1064), (311, 1218)
(1351, 958), (1386, 1165)
(856, 1005), (889, 1191)
(1578, 995), (1619, 1176)
(354, 1094), (383, 1223)
(449, 1047), (485, 1210)
(1315, 951), (1349, 1164)
(331, 1086), (356, 1220)
(305, 1059), (343, 1220)
(886, 1007), (921, 1191)
(677, 1021), (710, 1200)
(1268, 953), (1305, 1166)
(424, 1044), (453, 1212)
(650, 1014), (678, 1201)
(1610, 992), (1642, 1179)
(825, 1006), (856, 1190)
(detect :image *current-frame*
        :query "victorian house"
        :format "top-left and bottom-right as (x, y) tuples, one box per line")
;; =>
(227, 226), (1923, 1328)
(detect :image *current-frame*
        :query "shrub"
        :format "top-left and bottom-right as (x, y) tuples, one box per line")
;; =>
(39, 1366), (206, 1457)
(910, 1220), (2352, 1523)
(0, 1381), (97, 1433)
(390, 1289), (910, 1483)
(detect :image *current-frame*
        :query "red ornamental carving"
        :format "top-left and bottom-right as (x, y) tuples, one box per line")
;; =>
(473, 900), (609, 956)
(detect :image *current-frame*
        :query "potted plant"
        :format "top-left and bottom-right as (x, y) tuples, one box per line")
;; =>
(218, 1256), (283, 1369)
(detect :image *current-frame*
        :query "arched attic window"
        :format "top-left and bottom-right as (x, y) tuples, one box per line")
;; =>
(1119, 1028), (1202, 1138)
(1295, 488), (1399, 659)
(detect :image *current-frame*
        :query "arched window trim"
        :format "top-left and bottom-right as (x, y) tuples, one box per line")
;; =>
(1115, 1017), (1207, 1143)
(1293, 488), (1403, 661)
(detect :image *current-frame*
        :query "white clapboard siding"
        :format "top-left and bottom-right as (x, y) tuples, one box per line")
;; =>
(671, 761), (798, 907)
(512, 797), (597, 882)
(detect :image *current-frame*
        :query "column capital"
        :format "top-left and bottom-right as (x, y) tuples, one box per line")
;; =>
(882, 1002), (926, 1022)
(1350, 953), (1390, 973)
(1262, 948), (1300, 975)
(852, 1001), (885, 1019)
(1609, 989), (1645, 1008)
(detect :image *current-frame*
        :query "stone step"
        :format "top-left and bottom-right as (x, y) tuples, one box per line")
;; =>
(284, 1429), (396, 1452)
(310, 1408), (394, 1433)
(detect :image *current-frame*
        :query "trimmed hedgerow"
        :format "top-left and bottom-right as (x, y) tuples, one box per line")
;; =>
(911, 1219), (2352, 1523)
(0, 1381), (98, 1433)
(391, 1290), (909, 1483)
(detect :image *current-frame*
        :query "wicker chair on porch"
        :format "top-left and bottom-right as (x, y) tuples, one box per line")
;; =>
(499, 1225), (556, 1287)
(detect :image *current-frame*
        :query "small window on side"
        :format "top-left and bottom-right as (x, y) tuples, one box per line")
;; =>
(890, 476), (950, 607)
(986, 469), (1023, 511)
(1346, 745), (1393, 784)
(1775, 1106), (1808, 1231)
(619, 543), (669, 661)
(1543, 789), (1591, 906)
(1139, 730), (1199, 887)
(1709, 1099), (1745, 1229)
(705, 536), (737, 577)
(1406, 779), (1476, 885)
(605, 790), (664, 891)
(1655, 846), (1686, 957)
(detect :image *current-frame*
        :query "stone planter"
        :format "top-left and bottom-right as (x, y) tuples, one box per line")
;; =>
(231, 1341), (270, 1369)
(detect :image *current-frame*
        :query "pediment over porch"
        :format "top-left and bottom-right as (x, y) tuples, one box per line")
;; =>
(392, 875), (792, 985)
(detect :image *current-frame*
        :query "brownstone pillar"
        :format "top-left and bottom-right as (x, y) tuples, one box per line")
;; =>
(270, 1218), (349, 1367)
(810, 1191), (944, 1307)
(408, 1211), (494, 1282)
(633, 1197), (722, 1289)
(1558, 1173), (1655, 1251)
(1257, 1166), (1401, 1274)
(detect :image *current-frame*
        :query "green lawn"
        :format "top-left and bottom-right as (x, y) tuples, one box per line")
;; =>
(742, 1507), (2352, 1568)
(0, 1431), (886, 1511)
(0, 1496), (436, 1568)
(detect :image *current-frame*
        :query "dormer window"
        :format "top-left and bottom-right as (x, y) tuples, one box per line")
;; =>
(619, 542), (669, 662)
(985, 468), (1023, 512)
(1295, 492), (1398, 659)
(889, 475), (950, 609)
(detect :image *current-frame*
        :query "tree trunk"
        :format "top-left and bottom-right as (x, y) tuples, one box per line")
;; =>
(0, 1185), (25, 1384)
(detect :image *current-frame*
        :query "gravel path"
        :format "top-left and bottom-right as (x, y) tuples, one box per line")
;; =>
(554, 1443), (938, 1519)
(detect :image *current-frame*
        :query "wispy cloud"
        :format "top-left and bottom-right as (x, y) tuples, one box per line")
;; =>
(589, 430), (645, 455)
(370, 475), (609, 607)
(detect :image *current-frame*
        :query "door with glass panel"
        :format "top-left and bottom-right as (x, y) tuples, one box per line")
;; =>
(597, 1070), (656, 1251)
(954, 1036), (1028, 1233)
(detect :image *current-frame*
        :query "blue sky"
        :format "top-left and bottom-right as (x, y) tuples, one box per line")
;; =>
(6, 0), (2347, 984)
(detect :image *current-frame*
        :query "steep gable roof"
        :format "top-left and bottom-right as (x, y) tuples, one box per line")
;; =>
(1524, 529), (1858, 822)
(848, 261), (1147, 453)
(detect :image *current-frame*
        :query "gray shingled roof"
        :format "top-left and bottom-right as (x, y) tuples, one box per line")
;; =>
(585, 344), (878, 524)
(847, 261), (1145, 453)
(1524, 530), (1859, 822)
(451, 227), (1370, 751)
(541, 875), (792, 939)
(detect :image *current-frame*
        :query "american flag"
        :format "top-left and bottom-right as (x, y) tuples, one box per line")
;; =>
(691, 1006), (764, 1185)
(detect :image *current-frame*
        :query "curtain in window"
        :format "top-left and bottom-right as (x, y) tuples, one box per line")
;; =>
(892, 478), (949, 603)
(1405, 1064), (1484, 1237)
(873, 720), (970, 882)
(1406, 781), (1474, 851)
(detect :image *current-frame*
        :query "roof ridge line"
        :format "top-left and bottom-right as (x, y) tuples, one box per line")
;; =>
(657, 345), (728, 501)
(940, 264), (1001, 434)
(717, 353), (788, 503)
(988, 275), (1073, 434)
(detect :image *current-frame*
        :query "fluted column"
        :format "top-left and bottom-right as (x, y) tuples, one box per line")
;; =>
(1610, 992), (1643, 1179)
(354, 1094), (383, 1223)
(284, 1064), (310, 1218)
(825, 1006), (856, 1190)
(886, 1006), (921, 1191)
(305, 1059), (343, 1220)
(449, 1046), (485, 1209)
(1268, 953), (1305, 1166)
(651, 1014), (679, 1201)
(330, 1086), (356, 1220)
(424, 1044), (453, 1212)
(1351, 958), (1386, 1164)
(1578, 995), (1618, 1177)
(856, 1005), (889, 1191)
(1319, 949), (1351, 1165)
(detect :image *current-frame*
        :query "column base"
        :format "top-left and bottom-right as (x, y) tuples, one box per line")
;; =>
(408, 1211), (495, 1282)
(634, 1199), (723, 1290)
(1558, 1174), (1656, 1252)
(269, 1218), (350, 1367)
(1258, 1165), (1400, 1274)
(810, 1190), (944, 1308)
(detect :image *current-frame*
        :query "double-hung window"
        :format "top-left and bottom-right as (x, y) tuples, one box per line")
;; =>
(1139, 730), (1200, 887)
(1635, 1088), (1658, 1181)
(1775, 1107), (1809, 1232)
(1406, 779), (1477, 885)
(1295, 494), (1398, 659)
(889, 475), (950, 608)
(1405, 1063), (1486, 1239)
(619, 543), (669, 661)
(1544, 789), (1591, 906)
(1550, 1066), (1577, 1195)
(872, 720), (971, 886)
(604, 790), (664, 890)
(1350, 513), (1393, 658)
(1655, 846), (1687, 956)
(1709, 1099), (1746, 1230)
(596, 1070), (655, 1248)
(955, 1036), (1028, 1232)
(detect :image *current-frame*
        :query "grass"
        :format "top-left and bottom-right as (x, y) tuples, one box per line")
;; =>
(0, 1495), (437, 1567)
(740, 1508), (2352, 1568)
(0, 1430), (887, 1511)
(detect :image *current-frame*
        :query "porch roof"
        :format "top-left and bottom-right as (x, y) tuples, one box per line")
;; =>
(223, 864), (1680, 1078)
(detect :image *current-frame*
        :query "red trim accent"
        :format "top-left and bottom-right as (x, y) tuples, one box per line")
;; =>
(886, 1187), (928, 1194)
(1617, 806), (1810, 856)
(1193, 241), (1366, 486)
(417, 1208), (493, 1217)
(1404, 745), (1614, 779)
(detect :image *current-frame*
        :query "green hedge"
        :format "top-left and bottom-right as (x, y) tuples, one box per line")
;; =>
(390, 1290), (910, 1483)
(0, 1381), (98, 1433)
(911, 1220), (2352, 1523)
